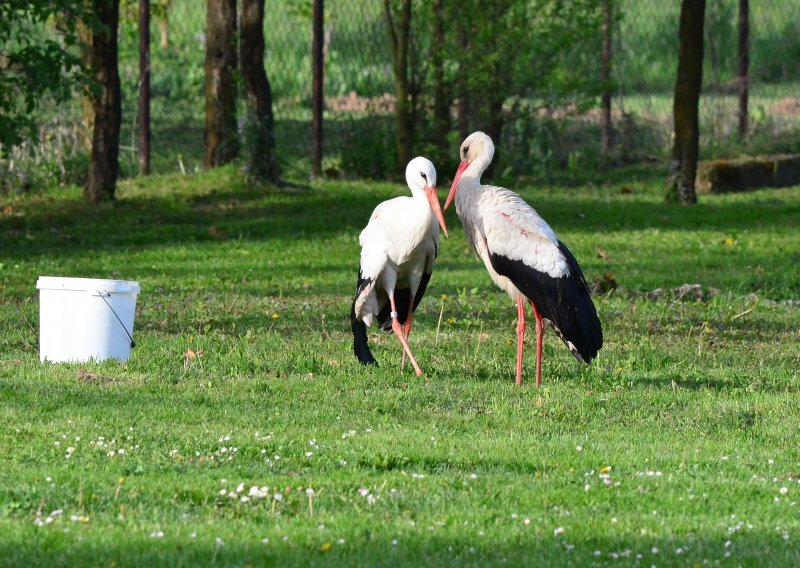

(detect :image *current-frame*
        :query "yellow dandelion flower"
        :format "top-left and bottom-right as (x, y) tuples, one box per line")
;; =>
(272, 313), (280, 319)
(320, 542), (332, 552)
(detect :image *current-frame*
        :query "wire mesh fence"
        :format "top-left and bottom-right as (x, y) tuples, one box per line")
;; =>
(4, 0), (800, 191)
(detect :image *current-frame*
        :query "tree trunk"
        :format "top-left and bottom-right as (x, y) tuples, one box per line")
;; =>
(158, 0), (171, 49)
(138, 0), (151, 176)
(240, 0), (277, 182)
(737, 0), (749, 139)
(668, 0), (705, 205)
(431, 0), (448, 167)
(600, 0), (613, 162)
(204, 0), (238, 169)
(384, 0), (413, 173)
(455, 19), (470, 143)
(85, 0), (122, 203)
(311, 0), (324, 177)
(77, 20), (94, 153)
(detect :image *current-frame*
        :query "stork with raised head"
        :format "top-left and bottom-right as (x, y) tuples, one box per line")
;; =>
(351, 157), (448, 376)
(445, 132), (602, 386)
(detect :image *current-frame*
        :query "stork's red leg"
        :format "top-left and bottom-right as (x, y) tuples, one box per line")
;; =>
(529, 300), (544, 387)
(515, 296), (526, 386)
(401, 295), (415, 371)
(390, 294), (422, 376)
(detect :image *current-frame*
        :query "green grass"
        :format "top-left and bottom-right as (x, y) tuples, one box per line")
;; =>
(1, 168), (799, 566)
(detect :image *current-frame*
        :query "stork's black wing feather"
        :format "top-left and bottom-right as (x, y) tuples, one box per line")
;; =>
(489, 240), (602, 364)
(350, 270), (377, 365)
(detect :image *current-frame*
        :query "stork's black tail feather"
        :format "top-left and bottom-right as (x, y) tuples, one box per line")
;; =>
(489, 241), (603, 364)
(351, 273), (378, 366)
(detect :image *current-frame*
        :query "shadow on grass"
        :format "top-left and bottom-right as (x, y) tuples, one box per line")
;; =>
(1, 170), (799, 304)
(0, 531), (796, 566)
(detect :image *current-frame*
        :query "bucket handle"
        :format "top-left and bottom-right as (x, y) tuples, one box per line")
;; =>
(95, 290), (136, 348)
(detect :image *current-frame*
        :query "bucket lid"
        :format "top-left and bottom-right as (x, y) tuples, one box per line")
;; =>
(36, 276), (140, 294)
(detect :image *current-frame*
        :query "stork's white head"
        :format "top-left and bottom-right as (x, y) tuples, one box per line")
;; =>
(405, 156), (448, 238)
(445, 131), (495, 210)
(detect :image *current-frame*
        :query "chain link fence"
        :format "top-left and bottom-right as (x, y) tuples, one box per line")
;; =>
(5, 0), (799, 191)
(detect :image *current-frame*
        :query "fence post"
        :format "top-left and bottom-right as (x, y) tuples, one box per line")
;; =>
(737, 0), (749, 139)
(139, 0), (151, 176)
(600, 0), (612, 163)
(311, 0), (324, 178)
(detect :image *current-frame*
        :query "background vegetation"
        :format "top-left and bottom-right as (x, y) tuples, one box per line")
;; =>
(2, 0), (799, 192)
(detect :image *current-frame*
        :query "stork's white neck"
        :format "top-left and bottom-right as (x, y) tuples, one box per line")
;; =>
(455, 148), (493, 211)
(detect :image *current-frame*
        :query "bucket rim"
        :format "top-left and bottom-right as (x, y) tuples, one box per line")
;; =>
(36, 276), (140, 294)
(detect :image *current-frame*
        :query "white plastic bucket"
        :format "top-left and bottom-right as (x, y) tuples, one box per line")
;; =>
(36, 276), (140, 363)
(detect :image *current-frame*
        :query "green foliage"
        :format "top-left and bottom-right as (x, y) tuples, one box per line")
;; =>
(412, 0), (605, 151)
(0, 0), (91, 151)
(1, 170), (799, 564)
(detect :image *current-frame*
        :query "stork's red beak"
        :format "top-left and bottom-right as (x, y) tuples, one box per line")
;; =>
(445, 159), (469, 210)
(424, 185), (449, 238)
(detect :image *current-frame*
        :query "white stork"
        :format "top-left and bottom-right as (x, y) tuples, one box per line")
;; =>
(351, 157), (448, 376)
(444, 132), (602, 386)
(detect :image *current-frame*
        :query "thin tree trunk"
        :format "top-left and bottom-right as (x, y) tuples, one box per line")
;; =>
(77, 20), (94, 152)
(384, 0), (413, 173)
(737, 0), (749, 138)
(204, 0), (238, 169)
(311, 0), (324, 177)
(138, 0), (151, 176)
(668, 0), (705, 205)
(158, 0), (171, 49)
(240, 0), (277, 182)
(600, 0), (613, 162)
(484, 4), (505, 174)
(431, 0), (448, 167)
(85, 0), (121, 203)
(455, 20), (469, 143)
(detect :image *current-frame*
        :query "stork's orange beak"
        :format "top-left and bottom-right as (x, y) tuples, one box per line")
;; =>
(445, 159), (469, 210)
(424, 185), (448, 238)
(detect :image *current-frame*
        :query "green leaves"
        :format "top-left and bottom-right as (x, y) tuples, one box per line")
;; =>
(0, 0), (90, 150)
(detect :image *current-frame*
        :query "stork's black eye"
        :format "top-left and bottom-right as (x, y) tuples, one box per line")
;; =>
(462, 146), (469, 158)
(420, 172), (427, 181)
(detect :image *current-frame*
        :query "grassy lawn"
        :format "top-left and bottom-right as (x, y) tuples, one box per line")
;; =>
(1, 167), (799, 566)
